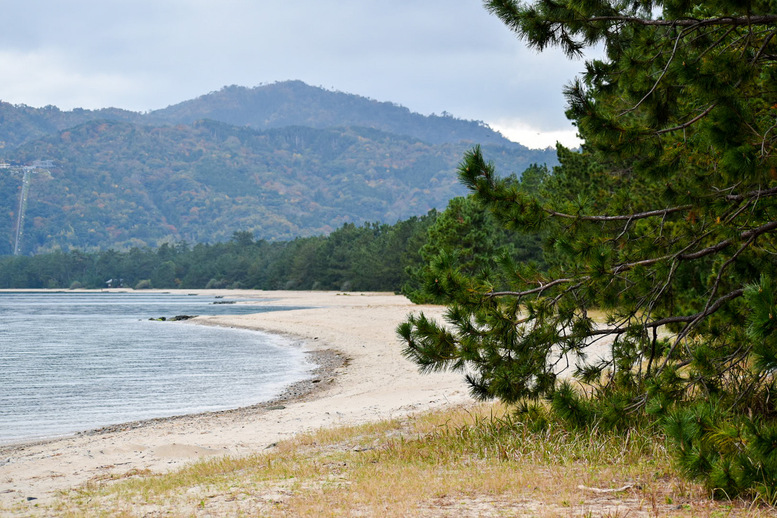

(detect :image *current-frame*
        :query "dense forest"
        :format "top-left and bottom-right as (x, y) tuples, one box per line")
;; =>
(2, 121), (548, 254)
(0, 219), (433, 292)
(0, 176), (546, 293)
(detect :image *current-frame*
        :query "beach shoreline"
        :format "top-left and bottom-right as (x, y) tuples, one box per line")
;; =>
(0, 290), (474, 510)
(0, 347), (344, 451)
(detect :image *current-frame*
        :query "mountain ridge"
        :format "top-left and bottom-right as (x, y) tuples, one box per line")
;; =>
(143, 81), (520, 147)
(1, 81), (529, 151)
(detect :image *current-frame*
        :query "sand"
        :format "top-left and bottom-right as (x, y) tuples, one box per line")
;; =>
(0, 290), (474, 508)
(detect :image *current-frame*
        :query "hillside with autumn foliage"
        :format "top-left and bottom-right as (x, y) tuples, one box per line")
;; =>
(0, 82), (555, 254)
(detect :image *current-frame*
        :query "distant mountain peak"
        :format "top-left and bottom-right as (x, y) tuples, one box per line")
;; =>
(146, 80), (518, 147)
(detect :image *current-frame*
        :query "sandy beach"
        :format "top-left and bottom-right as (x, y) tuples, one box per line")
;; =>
(0, 290), (474, 509)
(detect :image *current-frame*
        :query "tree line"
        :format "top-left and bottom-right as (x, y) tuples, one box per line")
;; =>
(0, 184), (546, 294)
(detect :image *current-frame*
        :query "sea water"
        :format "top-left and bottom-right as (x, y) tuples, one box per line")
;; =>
(0, 292), (309, 444)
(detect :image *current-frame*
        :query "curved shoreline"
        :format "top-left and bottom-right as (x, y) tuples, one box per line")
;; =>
(75, 347), (346, 439)
(0, 345), (340, 449)
(0, 290), (474, 510)
(0, 296), (332, 450)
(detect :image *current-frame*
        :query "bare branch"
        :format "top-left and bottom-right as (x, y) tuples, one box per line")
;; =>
(724, 186), (777, 202)
(752, 29), (777, 64)
(760, 122), (777, 158)
(695, 25), (738, 62)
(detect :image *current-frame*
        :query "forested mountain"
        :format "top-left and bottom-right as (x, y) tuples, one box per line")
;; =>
(0, 102), (140, 149)
(0, 81), (556, 254)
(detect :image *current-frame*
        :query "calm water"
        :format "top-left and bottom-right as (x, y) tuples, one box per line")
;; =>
(0, 292), (309, 444)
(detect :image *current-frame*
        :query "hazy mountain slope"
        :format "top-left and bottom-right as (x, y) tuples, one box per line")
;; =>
(145, 81), (517, 146)
(0, 81), (521, 150)
(0, 81), (519, 152)
(0, 102), (141, 149)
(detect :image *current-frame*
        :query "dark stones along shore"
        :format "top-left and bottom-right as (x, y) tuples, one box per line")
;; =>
(75, 347), (346, 437)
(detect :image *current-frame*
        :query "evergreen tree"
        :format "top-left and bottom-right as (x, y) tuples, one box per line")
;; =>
(398, 0), (777, 499)
(403, 189), (544, 304)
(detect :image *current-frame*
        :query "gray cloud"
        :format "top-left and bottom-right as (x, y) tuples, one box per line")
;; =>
(0, 1), (590, 147)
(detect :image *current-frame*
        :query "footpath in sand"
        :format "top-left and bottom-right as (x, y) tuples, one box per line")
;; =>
(0, 291), (474, 509)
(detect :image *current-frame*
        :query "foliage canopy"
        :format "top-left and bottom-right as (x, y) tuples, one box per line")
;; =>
(399, 0), (777, 500)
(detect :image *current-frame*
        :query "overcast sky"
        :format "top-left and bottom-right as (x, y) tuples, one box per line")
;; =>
(0, 1), (593, 149)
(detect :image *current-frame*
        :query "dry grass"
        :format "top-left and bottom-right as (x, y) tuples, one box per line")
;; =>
(22, 402), (776, 517)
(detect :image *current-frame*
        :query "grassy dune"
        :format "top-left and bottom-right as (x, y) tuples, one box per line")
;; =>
(28, 402), (773, 517)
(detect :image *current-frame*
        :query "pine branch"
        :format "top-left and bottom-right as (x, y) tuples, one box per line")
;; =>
(656, 104), (716, 135)
(545, 204), (693, 221)
(620, 27), (686, 116)
(489, 221), (776, 304)
(587, 15), (777, 28)
(654, 287), (746, 378)
(700, 232), (759, 317)
(540, 188), (777, 224)
(680, 220), (777, 260)
(607, 220), (777, 276)
(649, 288), (745, 328)
(724, 186), (777, 202)
(487, 277), (583, 298)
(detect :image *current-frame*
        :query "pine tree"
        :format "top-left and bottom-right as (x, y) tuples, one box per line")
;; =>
(398, 0), (777, 499)
(402, 191), (545, 304)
